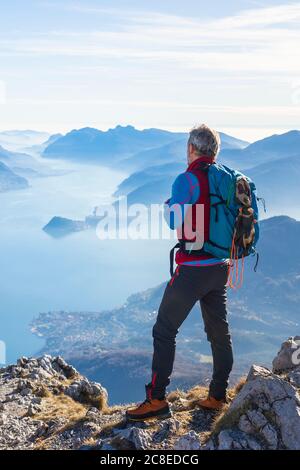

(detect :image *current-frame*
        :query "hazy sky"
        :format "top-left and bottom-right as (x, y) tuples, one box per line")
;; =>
(0, 0), (300, 141)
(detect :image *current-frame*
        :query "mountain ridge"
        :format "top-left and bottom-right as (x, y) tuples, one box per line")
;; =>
(42, 125), (249, 166)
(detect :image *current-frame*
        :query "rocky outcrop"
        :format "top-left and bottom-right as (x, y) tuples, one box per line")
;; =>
(272, 336), (300, 373)
(0, 355), (108, 450)
(1, 338), (300, 450)
(204, 337), (300, 451)
(43, 217), (87, 238)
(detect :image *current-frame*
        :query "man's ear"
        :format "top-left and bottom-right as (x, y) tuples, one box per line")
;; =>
(188, 143), (194, 155)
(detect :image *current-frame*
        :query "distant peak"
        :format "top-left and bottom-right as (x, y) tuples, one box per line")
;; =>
(112, 124), (136, 131)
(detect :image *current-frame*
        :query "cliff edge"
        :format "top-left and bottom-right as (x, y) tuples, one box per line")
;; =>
(0, 337), (300, 450)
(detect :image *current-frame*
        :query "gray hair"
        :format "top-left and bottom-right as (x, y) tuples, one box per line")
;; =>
(188, 124), (221, 159)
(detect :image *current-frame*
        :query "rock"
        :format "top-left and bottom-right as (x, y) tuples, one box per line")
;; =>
(245, 435), (262, 450)
(247, 364), (272, 381)
(246, 409), (268, 429)
(217, 430), (234, 450)
(17, 357), (29, 368)
(203, 439), (215, 450)
(272, 398), (300, 449)
(1, 340), (299, 451)
(272, 336), (300, 373)
(152, 417), (181, 443)
(31, 397), (42, 405)
(86, 407), (100, 416)
(238, 415), (254, 434)
(52, 356), (77, 379)
(27, 403), (41, 417)
(10, 367), (22, 378)
(255, 393), (271, 411)
(0, 414), (7, 426)
(101, 440), (116, 450)
(174, 431), (202, 450)
(114, 427), (152, 450)
(230, 367), (297, 412)
(64, 378), (108, 408)
(17, 379), (34, 396)
(212, 355), (300, 450)
(261, 423), (278, 449)
(39, 355), (53, 373)
(34, 421), (49, 437)
(288, 367), (300, 387)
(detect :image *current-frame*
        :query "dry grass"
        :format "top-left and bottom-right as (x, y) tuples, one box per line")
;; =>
(166, 385), (208, 411)
(211, 376), (248, 435)
(37, 393), (87, 423)
(167, 388), (187, 403)
(33, 393), (90, 450)
(80, 392), (107, 411)
(228, 376), (247, 400)
(33, 375), (248, 450)
(103, 403), (127, 415)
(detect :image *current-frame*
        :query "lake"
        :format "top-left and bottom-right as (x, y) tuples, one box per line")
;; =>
(0, 159), (174, 364)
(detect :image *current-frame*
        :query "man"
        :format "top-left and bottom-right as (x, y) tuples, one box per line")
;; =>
(126, 124), (233, 421)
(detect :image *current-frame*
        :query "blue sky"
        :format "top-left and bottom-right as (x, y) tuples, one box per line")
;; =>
(0, 0), (300, 140)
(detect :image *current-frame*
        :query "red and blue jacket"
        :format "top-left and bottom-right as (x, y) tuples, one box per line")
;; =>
(164, 156), (226, 267)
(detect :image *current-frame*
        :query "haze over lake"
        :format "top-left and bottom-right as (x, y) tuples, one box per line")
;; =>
(0, 159), (174, 364)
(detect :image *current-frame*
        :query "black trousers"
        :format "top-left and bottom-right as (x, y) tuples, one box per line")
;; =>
(150, 263), (233, 400)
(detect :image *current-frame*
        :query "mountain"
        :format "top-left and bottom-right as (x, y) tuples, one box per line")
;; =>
(42, 126), (248, 168)
(0, 144), (43, 169)
(247, 153), (300, 214)
(24, 133), (63, 155)
(220, 130), (300, 170)
(43, 125), (185, 163)
(120, 132), (249, 172)
(113, 162), (184, 198)
(0, 130), (50, 152)
(31, 216), (300, 403)
(0, 144), (63, 178)
(0, 161), (29, 192)
(122, 153), (300, 210)
(1, 339), (300, 450)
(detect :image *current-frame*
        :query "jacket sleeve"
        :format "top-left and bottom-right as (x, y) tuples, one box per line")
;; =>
(164, 172), (200, 230)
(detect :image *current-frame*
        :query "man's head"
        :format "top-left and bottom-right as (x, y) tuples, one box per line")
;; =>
(187, 124), (221, 165)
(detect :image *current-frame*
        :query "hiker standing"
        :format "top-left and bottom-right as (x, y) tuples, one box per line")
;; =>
(126, 124), (259, 421)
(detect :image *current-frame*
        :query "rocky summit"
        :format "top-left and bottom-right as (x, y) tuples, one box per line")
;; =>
(0, 338), (300, 450)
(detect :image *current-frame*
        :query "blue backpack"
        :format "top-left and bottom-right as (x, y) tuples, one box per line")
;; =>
(203, 163), (260, 261)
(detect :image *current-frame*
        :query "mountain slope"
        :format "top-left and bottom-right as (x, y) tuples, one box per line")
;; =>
(31, 216), (300, 403)
(0, 144), (61, 177)
(0, 161), (29, 192)
(43, 125), (185, 163)
(118, 143), (300, 211)
(120, 131), (249, 172)
(114, 162), (185, 197)
(247, 153), (300, 214)
(24, 133), (63, 155)
(0, 144), (44, 169)
(220, 130), (300, 170)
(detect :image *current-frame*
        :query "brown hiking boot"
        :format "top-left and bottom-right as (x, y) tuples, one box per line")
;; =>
(126, 398), (171, 421)
(197, 396), (226, 410)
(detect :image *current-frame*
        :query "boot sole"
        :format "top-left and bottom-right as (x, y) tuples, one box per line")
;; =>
(126, 410), (172, 422)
